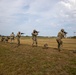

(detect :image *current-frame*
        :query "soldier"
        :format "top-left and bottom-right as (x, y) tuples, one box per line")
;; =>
(32, 30), (38, 47)
(5, 36), (10, 43)
(1, 36), (10, 43)
(43, 43), (48, 49)
(10, 32), (15, 43)
(56, 29), (66, 51)
(16, 32), (21, 46)
(1, 36), (5, 42)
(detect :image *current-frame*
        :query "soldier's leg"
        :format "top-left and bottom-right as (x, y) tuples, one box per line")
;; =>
(58, 42), (60, 49)
(17, 38), (20, 46)
(60, 40), (63, 50)
(58, 42), (61, 51)
(60, 41), (63, 45)
(35, 38), (38, 46)
(32, 40), (34, 46)
(56, 39), (61, 51)
(56, 39), (60, 49)
(12, 38), (14, 43)
(18, 38), (20, 45)
(58, 40), (63, 51)
(10, 38), (12, 43)
(32, 37), (35, 46)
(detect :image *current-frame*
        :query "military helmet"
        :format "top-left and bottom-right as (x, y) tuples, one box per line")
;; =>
(33, 29), (36, 31)
(61, 29), (64, 32)
(18, 31), (21, 34)
(33, 29), (36, 33)
(12, 32), (14, 34)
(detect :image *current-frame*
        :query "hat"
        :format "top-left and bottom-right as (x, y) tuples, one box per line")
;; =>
(61, 29), (64, 32)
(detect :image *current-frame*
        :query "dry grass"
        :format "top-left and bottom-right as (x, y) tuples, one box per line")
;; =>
(12, 37), (76, 50)
(0, 37), (76, 75)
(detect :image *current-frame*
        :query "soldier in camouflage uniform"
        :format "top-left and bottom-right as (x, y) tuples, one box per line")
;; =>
(56, 29), (66, 51)
(1, 36), (9, 42)
(32, 30), (38, 47)
(4, 36), (10, 43)
(10, 32), (15, 43)
(1, 36), (5, 42)
(17, 32), (21, 46)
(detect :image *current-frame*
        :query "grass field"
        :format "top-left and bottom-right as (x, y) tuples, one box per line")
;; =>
(0, 37), (76, 75)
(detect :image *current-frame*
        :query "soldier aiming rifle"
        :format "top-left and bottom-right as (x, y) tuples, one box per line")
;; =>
(32, 30), (39, 47)
(56, 29), (67, 51)
(10, 32), (15, 43)
(16, 32), (21, 46)
(16, 32), (25, 46)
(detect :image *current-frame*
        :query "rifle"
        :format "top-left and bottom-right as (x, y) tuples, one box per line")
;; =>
(35, 31), (39, 33)
(21, 33), (25, 35)
(64, 31), (67, 35)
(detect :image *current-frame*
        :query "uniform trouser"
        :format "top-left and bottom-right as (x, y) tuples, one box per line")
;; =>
(17, 38), (20, 45)
(32, 37), (37, 46)
(56, 38), (63, 50)
(33, 40), (37, 45)
(10, 38), (14, 43)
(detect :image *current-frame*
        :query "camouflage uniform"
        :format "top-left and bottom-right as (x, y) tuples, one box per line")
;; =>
(17, 32), (21, 46)
(1, 36), (10, 42)
(1, 36), (5, 42)
(5, 36), (10, 43)
(56, 29), (65, 51)
(10, 32), (15, 43)
(32, 30), (38, 46)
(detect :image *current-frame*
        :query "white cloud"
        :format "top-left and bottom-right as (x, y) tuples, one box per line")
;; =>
(0, 0), (76, 36)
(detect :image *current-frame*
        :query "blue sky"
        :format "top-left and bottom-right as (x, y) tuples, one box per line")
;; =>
(0, 0), (76, 36)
